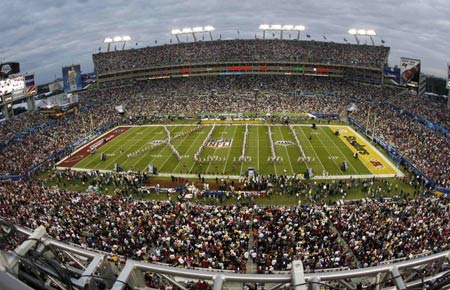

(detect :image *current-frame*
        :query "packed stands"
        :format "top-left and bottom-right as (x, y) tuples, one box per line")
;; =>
(0, 180), (447, 272)
(93, 40), (389, 76)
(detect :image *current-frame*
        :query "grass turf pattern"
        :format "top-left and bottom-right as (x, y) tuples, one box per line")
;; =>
(67, 124), (399, 178)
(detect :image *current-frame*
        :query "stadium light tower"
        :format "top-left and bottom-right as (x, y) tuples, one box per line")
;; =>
(294, 25), (305, 40)
(103, 36), (131, 52)
(348, 29), (359, 45)
(103, 37), (113, 52)
(366, 29), (376, 45)
(122, 35), (131, 49)
(204, 25), (215, 41)
(171, 26), (215, 43)
(259, 24), (305, 40)
(348, 28), (376, 45)
(259, 24), (270, 39)
(171, 29), (182, 43)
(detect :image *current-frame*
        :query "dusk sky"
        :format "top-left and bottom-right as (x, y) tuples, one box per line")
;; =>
(1, 0), (449, 84)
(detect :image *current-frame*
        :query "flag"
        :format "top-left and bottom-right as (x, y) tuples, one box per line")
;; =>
(306, 34), (311, 38)
(344, 38), (347, 42)
(155, 40), (157, 44)
(98, 47), (101, 51)
(381, 39), (385, 44)
(323, 35), (327, 40)
(136, 42), (138, 46)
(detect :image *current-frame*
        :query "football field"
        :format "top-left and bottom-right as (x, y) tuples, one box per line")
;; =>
(57, 124), (403, 179)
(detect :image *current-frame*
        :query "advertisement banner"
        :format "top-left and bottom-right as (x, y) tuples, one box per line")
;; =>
(62, 65), (82, 92)
(25, 74), (35, 87)
(81, 72), (96, 87)
(447, 62), (450, 89)
(400, 58), (421, 87)
(383, 65), (401, 85)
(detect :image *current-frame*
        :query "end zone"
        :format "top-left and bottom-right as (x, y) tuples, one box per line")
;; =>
(57, 126), (131, 168)
(329, 125), (404, 177)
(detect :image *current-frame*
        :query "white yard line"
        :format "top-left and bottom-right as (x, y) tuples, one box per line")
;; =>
(296, 126), (326, 172)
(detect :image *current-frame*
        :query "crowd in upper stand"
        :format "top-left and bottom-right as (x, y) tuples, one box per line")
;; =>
(93, 39), (389, 75)
(1, 75), (448, 187)
(0, 180), (448, 273)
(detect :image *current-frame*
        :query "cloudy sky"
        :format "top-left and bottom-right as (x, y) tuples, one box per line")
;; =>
(1, 0), (449, 84)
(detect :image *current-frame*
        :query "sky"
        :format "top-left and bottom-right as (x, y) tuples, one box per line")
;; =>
(1, 0), (449, 84)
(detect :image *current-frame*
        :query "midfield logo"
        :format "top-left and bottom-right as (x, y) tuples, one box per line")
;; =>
(207, 138), (232, 148)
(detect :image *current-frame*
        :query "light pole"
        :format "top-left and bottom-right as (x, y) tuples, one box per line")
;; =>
(348, 28), (377, 45)
(259, 24), (305, 40)
(348, 29), (359, 45)
(366, 30), (376, 45)
(171, 26), (216, 43)
(103, 36), (131, 52)
(103, 37), (113, 52)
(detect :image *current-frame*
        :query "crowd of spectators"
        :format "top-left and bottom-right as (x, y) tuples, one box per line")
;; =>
(93, 39), (389, 75)
(327, 196), (450, 267)
(0, 105), (121, 176)
(0, 110), (47, 144)
(387, 93), (450, 130)
(0, 179), (447, 273)
(252, 205), (352, 272)
(350, 96), (450, 187)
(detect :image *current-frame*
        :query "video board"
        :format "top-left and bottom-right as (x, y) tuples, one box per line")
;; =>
(0, 75), (25, 97)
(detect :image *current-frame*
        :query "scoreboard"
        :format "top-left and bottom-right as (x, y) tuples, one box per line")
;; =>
(0, 75), (25, 97)
(0, 73), (36, 106)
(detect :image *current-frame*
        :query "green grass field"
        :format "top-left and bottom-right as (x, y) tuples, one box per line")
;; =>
(61, 123), (403, 179)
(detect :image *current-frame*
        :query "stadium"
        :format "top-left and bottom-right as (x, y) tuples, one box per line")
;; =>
(0, 21), (450, 290)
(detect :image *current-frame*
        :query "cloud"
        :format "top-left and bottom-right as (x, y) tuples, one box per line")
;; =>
(2, 0), (449, 83)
